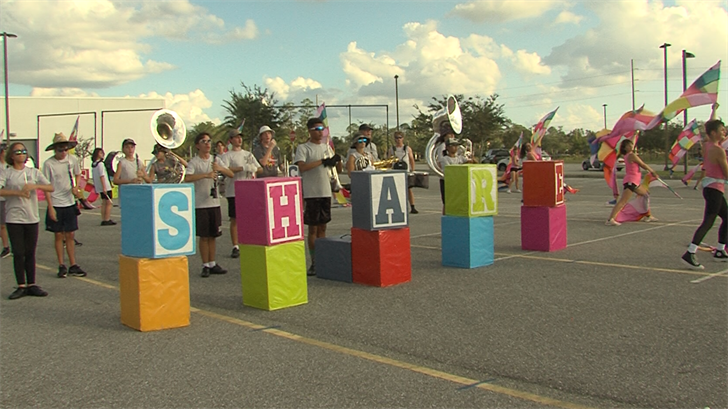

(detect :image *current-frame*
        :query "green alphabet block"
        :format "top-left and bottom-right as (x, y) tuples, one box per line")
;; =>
(240, 241), (308, 311)
(444, 164), (498, 217)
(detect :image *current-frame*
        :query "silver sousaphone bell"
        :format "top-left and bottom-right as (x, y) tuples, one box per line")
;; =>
(148, 109), (188, 183)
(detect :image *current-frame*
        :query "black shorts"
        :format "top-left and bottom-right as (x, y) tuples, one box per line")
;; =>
(623, 183), (638, 193)
(100, 191), (113, 200)
(510, 167), (521, 173)
(439, 178), (445, 205)
(303, 198), (331, 226)
(195, 207), (222, 238)
(227, 197), (236, 219)
(45, 205), (79, 233)
(0, 201), (5, 226)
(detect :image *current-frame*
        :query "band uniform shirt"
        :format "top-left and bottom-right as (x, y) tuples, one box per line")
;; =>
(116, 157), (145, 183)
(0, 167), (50, 224)
(42, 155), (80, 208)
(294, 141), (332, 199)
(219, 149), (261, 198)
(0, 163), (6, 203)
(252, 144), (282, 178)
(92, 160), (111, 193)
(186, 155), (222, 209)
(439, 155), (468, 177)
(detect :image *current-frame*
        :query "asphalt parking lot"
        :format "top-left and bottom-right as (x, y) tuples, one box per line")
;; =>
(1, 163), (726, 409)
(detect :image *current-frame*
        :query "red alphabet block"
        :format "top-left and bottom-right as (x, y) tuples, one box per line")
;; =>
(522, 161), (564, 207)
(521, 205), (567, 252)
(351, 227), (411, 287)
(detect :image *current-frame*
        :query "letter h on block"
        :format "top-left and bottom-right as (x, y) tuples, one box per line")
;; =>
(235, 177), (304, 246)
(120, 184), (196, 258)
(350, 170), (408, 231)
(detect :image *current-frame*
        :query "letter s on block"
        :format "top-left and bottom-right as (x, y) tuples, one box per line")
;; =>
(157, 191), (191, 251)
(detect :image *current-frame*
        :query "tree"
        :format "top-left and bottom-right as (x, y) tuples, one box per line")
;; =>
(73, 135), (94, 169)
(222, 83), (281, 150)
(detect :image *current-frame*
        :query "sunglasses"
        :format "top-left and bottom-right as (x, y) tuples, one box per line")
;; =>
(13, 149), (27, 155)
(199, 139), (212, 144)
(394, 136), (403, 139)
(55, 147), (69, 152)
(309, 126), (325, 131)
(357, 138), (368, 143)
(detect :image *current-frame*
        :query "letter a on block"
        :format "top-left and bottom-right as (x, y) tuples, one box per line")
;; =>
(373, 175), (407, 228)
(469, 167), (498, 216)
(268, 182), (303, 243)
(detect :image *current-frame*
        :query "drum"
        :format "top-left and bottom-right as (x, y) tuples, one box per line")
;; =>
(408, 172), (429, 189)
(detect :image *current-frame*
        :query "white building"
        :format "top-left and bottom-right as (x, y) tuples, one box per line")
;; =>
(0, 97), (166, 169)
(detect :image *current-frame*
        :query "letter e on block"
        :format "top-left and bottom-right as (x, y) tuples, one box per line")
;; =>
(267, 181), (303, 244)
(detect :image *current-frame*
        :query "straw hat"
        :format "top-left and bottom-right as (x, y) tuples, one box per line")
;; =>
(45, 132), (78, 151)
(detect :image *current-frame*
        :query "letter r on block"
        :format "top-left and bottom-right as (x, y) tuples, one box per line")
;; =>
(269, 183), (301, 241)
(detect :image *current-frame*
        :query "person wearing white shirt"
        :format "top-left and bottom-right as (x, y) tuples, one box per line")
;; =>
(91, 148), (115, 226)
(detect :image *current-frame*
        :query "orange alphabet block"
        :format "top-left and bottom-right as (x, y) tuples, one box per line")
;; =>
(522, 161), (564, 207)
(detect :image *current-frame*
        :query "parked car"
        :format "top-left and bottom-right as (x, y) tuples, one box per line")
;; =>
(481, 148), (511, 164)
(582, 157), (624, 171)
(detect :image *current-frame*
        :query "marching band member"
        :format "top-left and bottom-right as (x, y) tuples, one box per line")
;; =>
(219, 129), (262, 259)
(438, 138), (476, 214)
(346, 132), (375, 177)
(388, 131), (418, 214)
(148, 144), (188, 184)
(0, 142), (54, 299)
(91, 148), (115, 226)
(113, 139), (151, 186)
(253, 125), (284, 178)
(184, 133), (234, 277)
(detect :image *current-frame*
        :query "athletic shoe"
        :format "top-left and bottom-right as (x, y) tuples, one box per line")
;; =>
(68, 265), (87, 277)
(514, 189), (521, 193)
(505, 189), (511, 194)
(231, 247), (240, 259)
(100, 220), (116, 226)
(681, 251), (704, 270)
(410, 207), (419, 214)
(681, 180), (689, 186)
(8, 287), (26, 300)
(642, 216), (659, 223)
(25, 285), (48, 297)
(605, 219), (621, 226)
(606, 199), (617, 206)
(210, 265), (227, 275)
(57, 264), (68, 278)
(201, 267), (211, 278)
(307, 264), (316, 277)
(0, 247), (10, 258)
(714, 249), (728, 262)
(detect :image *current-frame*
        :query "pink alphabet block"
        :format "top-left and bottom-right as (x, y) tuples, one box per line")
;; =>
(235, 177), (304, 246)
(521, 204), (567, 252)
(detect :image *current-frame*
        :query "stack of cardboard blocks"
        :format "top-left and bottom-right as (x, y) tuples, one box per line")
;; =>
(441, 164), (498, 268)
(119, 184), (196, 331)
(348, 170), (411, 287)
(235, 177), (308, 310)
(521, 160), (567, 251)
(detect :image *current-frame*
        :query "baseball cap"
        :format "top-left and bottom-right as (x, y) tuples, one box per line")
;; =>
(228, 129), (241, 139)
(122, 138), (136, 146)
(358, 123), (373, 131)
(445, 139), (462, 147)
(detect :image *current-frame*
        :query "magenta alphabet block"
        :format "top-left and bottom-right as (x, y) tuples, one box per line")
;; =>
(521, 204), (567, 252)
(235, 177), (304, 246)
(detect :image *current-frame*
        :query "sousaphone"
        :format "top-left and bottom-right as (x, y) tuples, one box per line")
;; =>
(149, 109), (187, 183)
(425, 95), (472, 178)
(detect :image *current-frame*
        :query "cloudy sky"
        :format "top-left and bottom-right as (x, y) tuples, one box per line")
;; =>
(1, 0), (726, 137)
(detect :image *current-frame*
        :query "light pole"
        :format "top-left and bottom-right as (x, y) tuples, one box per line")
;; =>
(394, 75), (400, 130)
(660, 42), (671, 170)
(2, 32), (17, 143)
(682, 49), (695, 173)
(602, 104), (607, 129)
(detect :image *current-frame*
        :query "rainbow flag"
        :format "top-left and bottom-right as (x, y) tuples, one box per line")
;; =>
(531, 107), (558, 147)
(596, 105), (655, 142)
(647, 60), (721, 129)
(237, 118), (246, 133)
(668, 119), (701, 168)
(69, 116), (80, 141)
(315, 103), (334, 151)
(510, 132), (523, 159)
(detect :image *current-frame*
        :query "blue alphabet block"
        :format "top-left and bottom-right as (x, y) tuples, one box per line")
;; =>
(441, 215), (494, 268)
(315, 236), (352, 283)
(120, 184), (196, 258)
(351, 170), (408, 231)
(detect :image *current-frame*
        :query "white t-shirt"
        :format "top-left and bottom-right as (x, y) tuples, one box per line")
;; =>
(186, 155), (222, 208)
(390, 145), (411, 171)
(0, 163), (6, 203)
(42, 155), (81, 208)
(219, 149), (260, 198)
(439, 154), (468, 179)
(115, 156), (145, 183)
(0, 167), (50, 224)
(294, 141), (332, 199)
(92, 160), (111, 193)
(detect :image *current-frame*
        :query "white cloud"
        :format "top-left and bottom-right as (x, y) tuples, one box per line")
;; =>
(553, 10), (583, 25)
(562, 104), (603, 131)
(511, 50), (552, 76)
(0, 0), (256, 89)
(544, 1), (728, 90)
(264, 76), (323, 100)
(30, 88), (100, 97)
(450, 0), (566, 23)
(139, 90), (218, 125)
